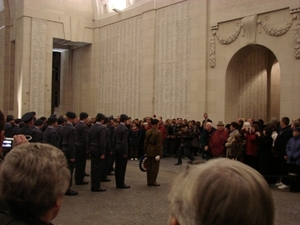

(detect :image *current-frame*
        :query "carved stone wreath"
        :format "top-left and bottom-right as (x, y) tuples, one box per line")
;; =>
(257, 15), (297, 37)
(216, 21), (242, 45)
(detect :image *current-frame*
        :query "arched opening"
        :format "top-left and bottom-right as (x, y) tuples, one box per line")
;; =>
(225, 45), (280, 123)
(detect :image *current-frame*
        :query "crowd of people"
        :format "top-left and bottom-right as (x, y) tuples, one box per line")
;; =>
(0, 110), (299, 224)
(3, 112), (300, 193)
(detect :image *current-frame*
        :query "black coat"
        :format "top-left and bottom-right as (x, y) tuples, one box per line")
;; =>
(4, 123), (13, 138)
(16, 125), (38, 142)
(113, 123), (129, 155)
(60, 123), (76, 159)
(88, 123), (106, 156)
(103, 125), (112, 153)
(128, 127), (141, 146)
(75, 121), (89, 152)
(275, 126), (293, 156)
(43, 126), (59, 148)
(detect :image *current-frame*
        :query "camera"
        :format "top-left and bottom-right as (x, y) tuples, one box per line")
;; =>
(2, 138), (13, 149)
(2, 138), (13, 157)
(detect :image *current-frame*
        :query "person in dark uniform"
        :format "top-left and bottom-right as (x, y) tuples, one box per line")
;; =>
(101, 117), (112, 182)
(12, 118), (22, 136)
(144, 119), (162, 186)
(56, 117), (66, 147)
(113, 114), (130, 189)
(43, 117), (59, 148)
(75, 112), (89, 185)
(16, 112), (38, 142)
(60, 111), (78, 196)
(108, 116), (116, 174)
(4, 115), (14, 138)
(33, 119), (43, 142)
(88, 113), (106, 192)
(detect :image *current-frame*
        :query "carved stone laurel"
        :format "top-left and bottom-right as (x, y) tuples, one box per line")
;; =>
(294, 14), (300, 59)
(210, 12), (300, 67)
(216, 21), (242, 45)
(258, 15), (297, 37)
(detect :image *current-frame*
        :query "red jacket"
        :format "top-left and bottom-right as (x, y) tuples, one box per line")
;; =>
(209, 130), (229, 157)
(158, 123), (167, 141)
(244, 132), (258, 156)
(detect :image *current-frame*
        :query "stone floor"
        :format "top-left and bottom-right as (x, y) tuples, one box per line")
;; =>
(53, 156), (300, 225)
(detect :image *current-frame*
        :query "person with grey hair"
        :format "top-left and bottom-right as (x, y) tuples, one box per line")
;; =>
(0, 143), (70, 224)
(168, 158), (274, 225)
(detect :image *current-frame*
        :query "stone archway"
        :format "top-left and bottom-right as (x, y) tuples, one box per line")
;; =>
(225, 45), (280, 123)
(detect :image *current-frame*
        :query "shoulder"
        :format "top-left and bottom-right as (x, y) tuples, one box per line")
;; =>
(154, 129), (161, 135)
(0, 212), (28, 225)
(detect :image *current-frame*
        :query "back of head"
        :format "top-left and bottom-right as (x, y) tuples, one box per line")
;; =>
(79, 112), (89, 120)
(6, 115), (14, 123)
(281, 117), (290, 126)
(57, 117), (66, 125)
(0, 143), (70, 218)
(120, 114), (129, 122)
(230, 121), (239, 129)
(169, 158), (274, 225)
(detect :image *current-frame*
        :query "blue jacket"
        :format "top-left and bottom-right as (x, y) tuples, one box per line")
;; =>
(286, 136), (300, 165)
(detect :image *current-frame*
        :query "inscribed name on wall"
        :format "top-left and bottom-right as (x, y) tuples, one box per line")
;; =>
(30, 18), (46, 116)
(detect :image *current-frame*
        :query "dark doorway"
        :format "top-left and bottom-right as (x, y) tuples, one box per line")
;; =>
(52, 52), (61, 115)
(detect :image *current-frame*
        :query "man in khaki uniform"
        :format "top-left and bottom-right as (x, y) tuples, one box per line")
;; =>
(144, 119), (162, 186)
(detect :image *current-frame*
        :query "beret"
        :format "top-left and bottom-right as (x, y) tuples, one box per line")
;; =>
(151, 119), (159, 125)
(22, 112), (34, 123)
(80, 112), (89, 119)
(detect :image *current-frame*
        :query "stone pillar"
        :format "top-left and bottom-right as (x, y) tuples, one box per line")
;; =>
(14, 16), (32, 117)
(29, 18), (47, 117)
(13, 17), (52, 118)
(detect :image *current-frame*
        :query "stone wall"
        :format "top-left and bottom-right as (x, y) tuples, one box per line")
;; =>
(0, 0), (299, 122)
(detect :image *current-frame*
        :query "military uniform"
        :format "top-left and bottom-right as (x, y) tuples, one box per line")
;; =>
(75, 120), (89, 184)
(88, 122), (106, 191)
(43, 125), (59, 148)
(108, 122), (115, 173)
(113, 115), (130, 188)
(32, 126), (43, 142)
(101, 125), (111, 179)
(61, 122), (76, 193)
(16, 112), (38, 142)
(4, 123), (13, 138)
(144, 122), (162, 186)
